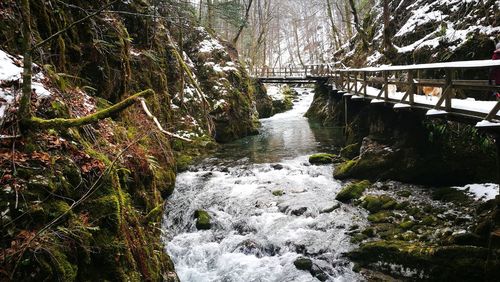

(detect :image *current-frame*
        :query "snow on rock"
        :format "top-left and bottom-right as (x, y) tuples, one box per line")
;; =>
(452, 183), (498, 201)
(199, 39), (225, 54)
(392, 0), (500, 55)
(265, 85), (285, 101)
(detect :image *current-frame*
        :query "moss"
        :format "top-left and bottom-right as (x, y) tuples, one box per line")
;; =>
(334, 159), (358, 177)
(272, 190), (284, 196)
(340, 143), (360, 159)
(194, 210), (211, 230)
(88, 194), (121, 233)
(41, 248), (78, 281)
(176, 154), (193, 172)
(156, 169), (176, 199)
(309, 153), (336, 165)
(336, 180), (371, 202)
(367, 211), (394, 223)
(361, 195), (397, 213)
(421, 215), (437, 226)
(399, 220), (415, 230)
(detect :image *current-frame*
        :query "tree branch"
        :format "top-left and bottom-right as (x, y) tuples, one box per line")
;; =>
(27, 89), (154, 130)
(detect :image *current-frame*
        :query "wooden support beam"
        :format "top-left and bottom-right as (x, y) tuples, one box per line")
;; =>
(486, 101), (500, 121)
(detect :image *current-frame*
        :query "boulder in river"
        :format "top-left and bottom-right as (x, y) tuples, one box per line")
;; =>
(335, 180), (371, 202)
(194, 210), (211, 230)
(308, 153), (336, 165)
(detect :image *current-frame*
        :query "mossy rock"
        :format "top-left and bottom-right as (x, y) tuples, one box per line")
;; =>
(362, 227), (376, 237)
(334, 159), (358, 177)
(309, 153), (336, 165)
(340, 143), (360, 159)
(194, 210), (211, 230)
(399, 220), (415, 230)
(176, 154), (193, 172)
(367, 211), (394, 223)
(397, 190), (412, 197)
(336, 180), (371, 202)
(361, 195), (397, 213)
(272, 190), (284, 196)
(156, 169), (176, 199)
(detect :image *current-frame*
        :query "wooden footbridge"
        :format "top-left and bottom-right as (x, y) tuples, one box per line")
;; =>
(253, 61), (500, 128)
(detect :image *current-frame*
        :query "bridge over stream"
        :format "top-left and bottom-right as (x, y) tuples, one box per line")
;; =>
(253, 60), (500, 129)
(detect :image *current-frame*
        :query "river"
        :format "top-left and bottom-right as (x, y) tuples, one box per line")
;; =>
(163, 87), (367, 282)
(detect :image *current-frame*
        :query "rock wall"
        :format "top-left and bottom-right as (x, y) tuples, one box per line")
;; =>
(307, 88), (497, 186)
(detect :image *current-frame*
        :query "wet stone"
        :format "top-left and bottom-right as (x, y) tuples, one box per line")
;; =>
(271, 164), (284, 170)
(291, 207), (308, 216)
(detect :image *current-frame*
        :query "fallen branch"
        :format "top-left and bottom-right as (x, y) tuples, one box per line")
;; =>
(139, 98), (192, 142)
(27, 89), (154, 130)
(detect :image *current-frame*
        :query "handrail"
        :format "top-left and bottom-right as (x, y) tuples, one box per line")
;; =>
(251, 60), (500, 124)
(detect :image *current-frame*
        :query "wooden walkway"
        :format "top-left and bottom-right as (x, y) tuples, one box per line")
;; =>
(253, 60), (500, 128)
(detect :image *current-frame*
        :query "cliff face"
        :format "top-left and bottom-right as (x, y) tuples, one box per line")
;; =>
(0, 0), (258, 280)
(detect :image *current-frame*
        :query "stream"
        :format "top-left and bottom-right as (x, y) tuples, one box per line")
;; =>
(163, 87), (367, 282)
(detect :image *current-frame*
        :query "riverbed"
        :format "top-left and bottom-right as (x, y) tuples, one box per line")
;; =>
(163, 88), (367, 281)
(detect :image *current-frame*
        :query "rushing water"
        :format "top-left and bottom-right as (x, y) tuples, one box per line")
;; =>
(163, 88), (367, 282)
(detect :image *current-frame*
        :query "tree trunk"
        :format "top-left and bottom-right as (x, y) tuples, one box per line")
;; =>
(198, 0), (204, 23)
(326, 0), (341, 50)
(232, 0), (253, 45)
(293, 21), (305, 68)
(207, 0), (214, 30)
(383, 0), (391, 52)
(347, 0), (369, 49)
(19, 0), (33, 126)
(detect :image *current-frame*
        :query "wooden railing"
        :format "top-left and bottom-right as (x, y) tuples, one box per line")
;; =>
(330, 60), (500, 122)
(252, 64), (334, 78)
(252, 60), (500, 123)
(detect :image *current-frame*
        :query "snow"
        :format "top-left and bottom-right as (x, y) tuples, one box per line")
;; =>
(340, 59), (500, 72)
(476, 120), (500, 128)
(452, 183), (498, 201)
(391, 0), (500, 56)
(0, 50), (23, 81)
(0, 49), (53, 122)
(265, 85), (284, 101)
(199, 39), (225, 53)
(426, 109), (448, 116)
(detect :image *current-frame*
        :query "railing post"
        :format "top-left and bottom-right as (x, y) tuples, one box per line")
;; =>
(363, 72), (367, 97)
(408, 70), (415, 104)
(445, 69), (453, 111)
(383, 71), (388, 100)
(347, 71), (351, 93)
(354, 71), (358, 95)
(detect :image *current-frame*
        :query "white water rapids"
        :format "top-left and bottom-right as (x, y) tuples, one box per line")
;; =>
(163, 88), (367, 282)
